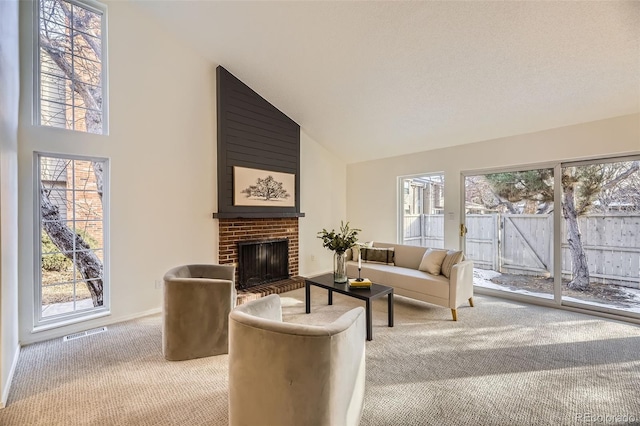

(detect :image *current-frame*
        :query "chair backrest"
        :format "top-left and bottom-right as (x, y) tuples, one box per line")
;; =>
(162, 264), (236, 360)
(164, 264), (235, 281)
(228, 294), (366, 426)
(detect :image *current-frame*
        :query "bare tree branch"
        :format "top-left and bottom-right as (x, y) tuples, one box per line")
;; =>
(602, 161), (639, 191)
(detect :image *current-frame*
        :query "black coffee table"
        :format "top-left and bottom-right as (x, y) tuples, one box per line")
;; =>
(305, 273), (394, 341)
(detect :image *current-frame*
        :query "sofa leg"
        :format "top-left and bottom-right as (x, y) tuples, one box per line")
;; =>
(469, 297), (474, 307)
(451, 309), (457, 321)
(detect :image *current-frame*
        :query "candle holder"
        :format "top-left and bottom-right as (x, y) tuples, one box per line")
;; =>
(355, 267), (364, 282)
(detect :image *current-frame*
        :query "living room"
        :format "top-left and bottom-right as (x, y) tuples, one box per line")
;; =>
(0, 0), (638, 424)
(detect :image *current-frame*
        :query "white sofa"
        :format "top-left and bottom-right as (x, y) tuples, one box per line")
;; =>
(346, 242), (474, 320)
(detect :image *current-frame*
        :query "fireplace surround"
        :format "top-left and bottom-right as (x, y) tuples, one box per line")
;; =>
(218, 218), (299, 288)
(214, 69), (303, 290)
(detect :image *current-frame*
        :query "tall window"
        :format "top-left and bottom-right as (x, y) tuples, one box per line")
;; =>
(37, 154), (109, 326)
(400, 173), (445, 248)
(37, 0), (108, 134)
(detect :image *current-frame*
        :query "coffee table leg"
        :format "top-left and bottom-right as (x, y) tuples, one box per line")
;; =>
(388, 292), (394, 327)
(366, 299), (372, 341)
(328, 289), (333, 305)
(305, 281), (310, 314)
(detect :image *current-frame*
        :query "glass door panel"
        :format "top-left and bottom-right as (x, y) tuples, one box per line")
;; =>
(464, 169), (554, 300)
(561, 160), (640, 315)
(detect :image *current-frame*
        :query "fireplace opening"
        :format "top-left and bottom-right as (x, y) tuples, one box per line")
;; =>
(238, 238), (290, 289)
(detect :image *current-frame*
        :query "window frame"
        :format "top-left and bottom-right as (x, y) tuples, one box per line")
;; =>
(34, 152), (111, 330)
(33, 0), (109, 135)
(397, 172), (445, 247)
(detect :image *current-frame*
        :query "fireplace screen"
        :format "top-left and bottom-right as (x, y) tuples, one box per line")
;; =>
(238, 239), (289, 289)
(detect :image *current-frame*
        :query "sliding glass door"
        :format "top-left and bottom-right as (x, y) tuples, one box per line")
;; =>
(463, 156), (640, 319)
(464, 168), (554, 300)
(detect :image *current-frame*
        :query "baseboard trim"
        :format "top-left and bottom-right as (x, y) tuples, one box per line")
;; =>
(304, 269), (332, 278)
(22, 308), (163, 346)
(1, 344), (21, 409)
(113, 307), (162, 324)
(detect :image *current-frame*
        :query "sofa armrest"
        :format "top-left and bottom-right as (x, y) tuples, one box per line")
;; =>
(449, 260), (474, 308)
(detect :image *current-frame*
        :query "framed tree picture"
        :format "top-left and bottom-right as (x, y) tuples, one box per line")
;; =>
(233, 166), (296, 207)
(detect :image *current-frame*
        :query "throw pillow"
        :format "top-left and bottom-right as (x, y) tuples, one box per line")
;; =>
(441, 250), (464, 278)
(352, 241), (373, 262)
(361, 247), (395, 265)
(345, 248), (353, 261)
(418, 248), (448, 275)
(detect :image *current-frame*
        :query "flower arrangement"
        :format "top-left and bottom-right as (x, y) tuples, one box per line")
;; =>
(317, 221), (361, 254)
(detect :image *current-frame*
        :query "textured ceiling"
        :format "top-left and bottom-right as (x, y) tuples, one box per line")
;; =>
(133, 1), (640, 164)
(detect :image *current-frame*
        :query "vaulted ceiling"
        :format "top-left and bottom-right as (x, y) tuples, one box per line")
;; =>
(134, 1), (640, 163)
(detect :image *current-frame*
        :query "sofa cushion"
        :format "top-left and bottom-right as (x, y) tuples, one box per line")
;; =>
(441, 250), (464, 278)
(391, 267), (450, 300)
(418, 248), (448, 275)
(346, 262), (395, 285)
(347, 262), (450, 300)
(347, 241), (373, 261)
(372, 242), (427, 269)
(362, 247), (395, 264)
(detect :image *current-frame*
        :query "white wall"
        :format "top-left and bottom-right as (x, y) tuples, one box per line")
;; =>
(299, 130), (347, 277)
(0, 0), (21, 407)
(18, 0), (218, 344)
(16, 0), (347, 346)
(347, 114), (640, 248)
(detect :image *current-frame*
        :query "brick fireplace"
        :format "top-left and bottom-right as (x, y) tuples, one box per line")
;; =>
(215, 68), (304, 294)
(218, 218), (299, 288)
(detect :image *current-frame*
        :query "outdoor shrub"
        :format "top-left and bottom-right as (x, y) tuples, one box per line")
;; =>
(41, 231), (71, 272)
(41, 229), (99, 271)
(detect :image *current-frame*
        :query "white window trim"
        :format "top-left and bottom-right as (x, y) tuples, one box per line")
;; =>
(33, 0), (109, 135)
(397, 171), (445, 245)
(34, 152), (111, 330)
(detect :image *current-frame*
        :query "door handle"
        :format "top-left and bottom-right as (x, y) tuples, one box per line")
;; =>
(460, 224), (468, 237)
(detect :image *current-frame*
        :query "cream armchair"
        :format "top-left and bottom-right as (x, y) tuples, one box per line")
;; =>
(228, 294), (366, 426)
(162, 264), (236, 361)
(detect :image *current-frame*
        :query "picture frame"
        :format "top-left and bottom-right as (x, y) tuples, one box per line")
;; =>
(233, 166), (296, 207)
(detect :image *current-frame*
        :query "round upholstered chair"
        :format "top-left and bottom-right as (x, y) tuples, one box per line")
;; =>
(228, 294), (366, 426)
(162, 264), (236, 361)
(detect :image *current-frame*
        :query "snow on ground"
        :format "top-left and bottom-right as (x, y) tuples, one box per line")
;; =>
(473, 269), (554, 300)
(473, 269), (640, 314)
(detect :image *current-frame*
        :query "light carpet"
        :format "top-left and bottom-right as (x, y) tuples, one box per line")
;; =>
(1, 287), (639, 425)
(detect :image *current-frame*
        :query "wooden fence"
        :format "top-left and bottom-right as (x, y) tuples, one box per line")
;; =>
(403, 213), (640, 288)
(403, 214), (445, 248)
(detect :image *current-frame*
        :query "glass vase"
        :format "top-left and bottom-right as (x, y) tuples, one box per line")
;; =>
(333, 251), (348, 283)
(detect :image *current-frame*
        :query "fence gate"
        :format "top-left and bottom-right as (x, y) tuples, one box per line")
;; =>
(464, 214), (552, 277)
(500, 215), (552, 277)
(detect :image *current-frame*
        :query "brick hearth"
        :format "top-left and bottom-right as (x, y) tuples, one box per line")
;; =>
(218, 217), (300, 287)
